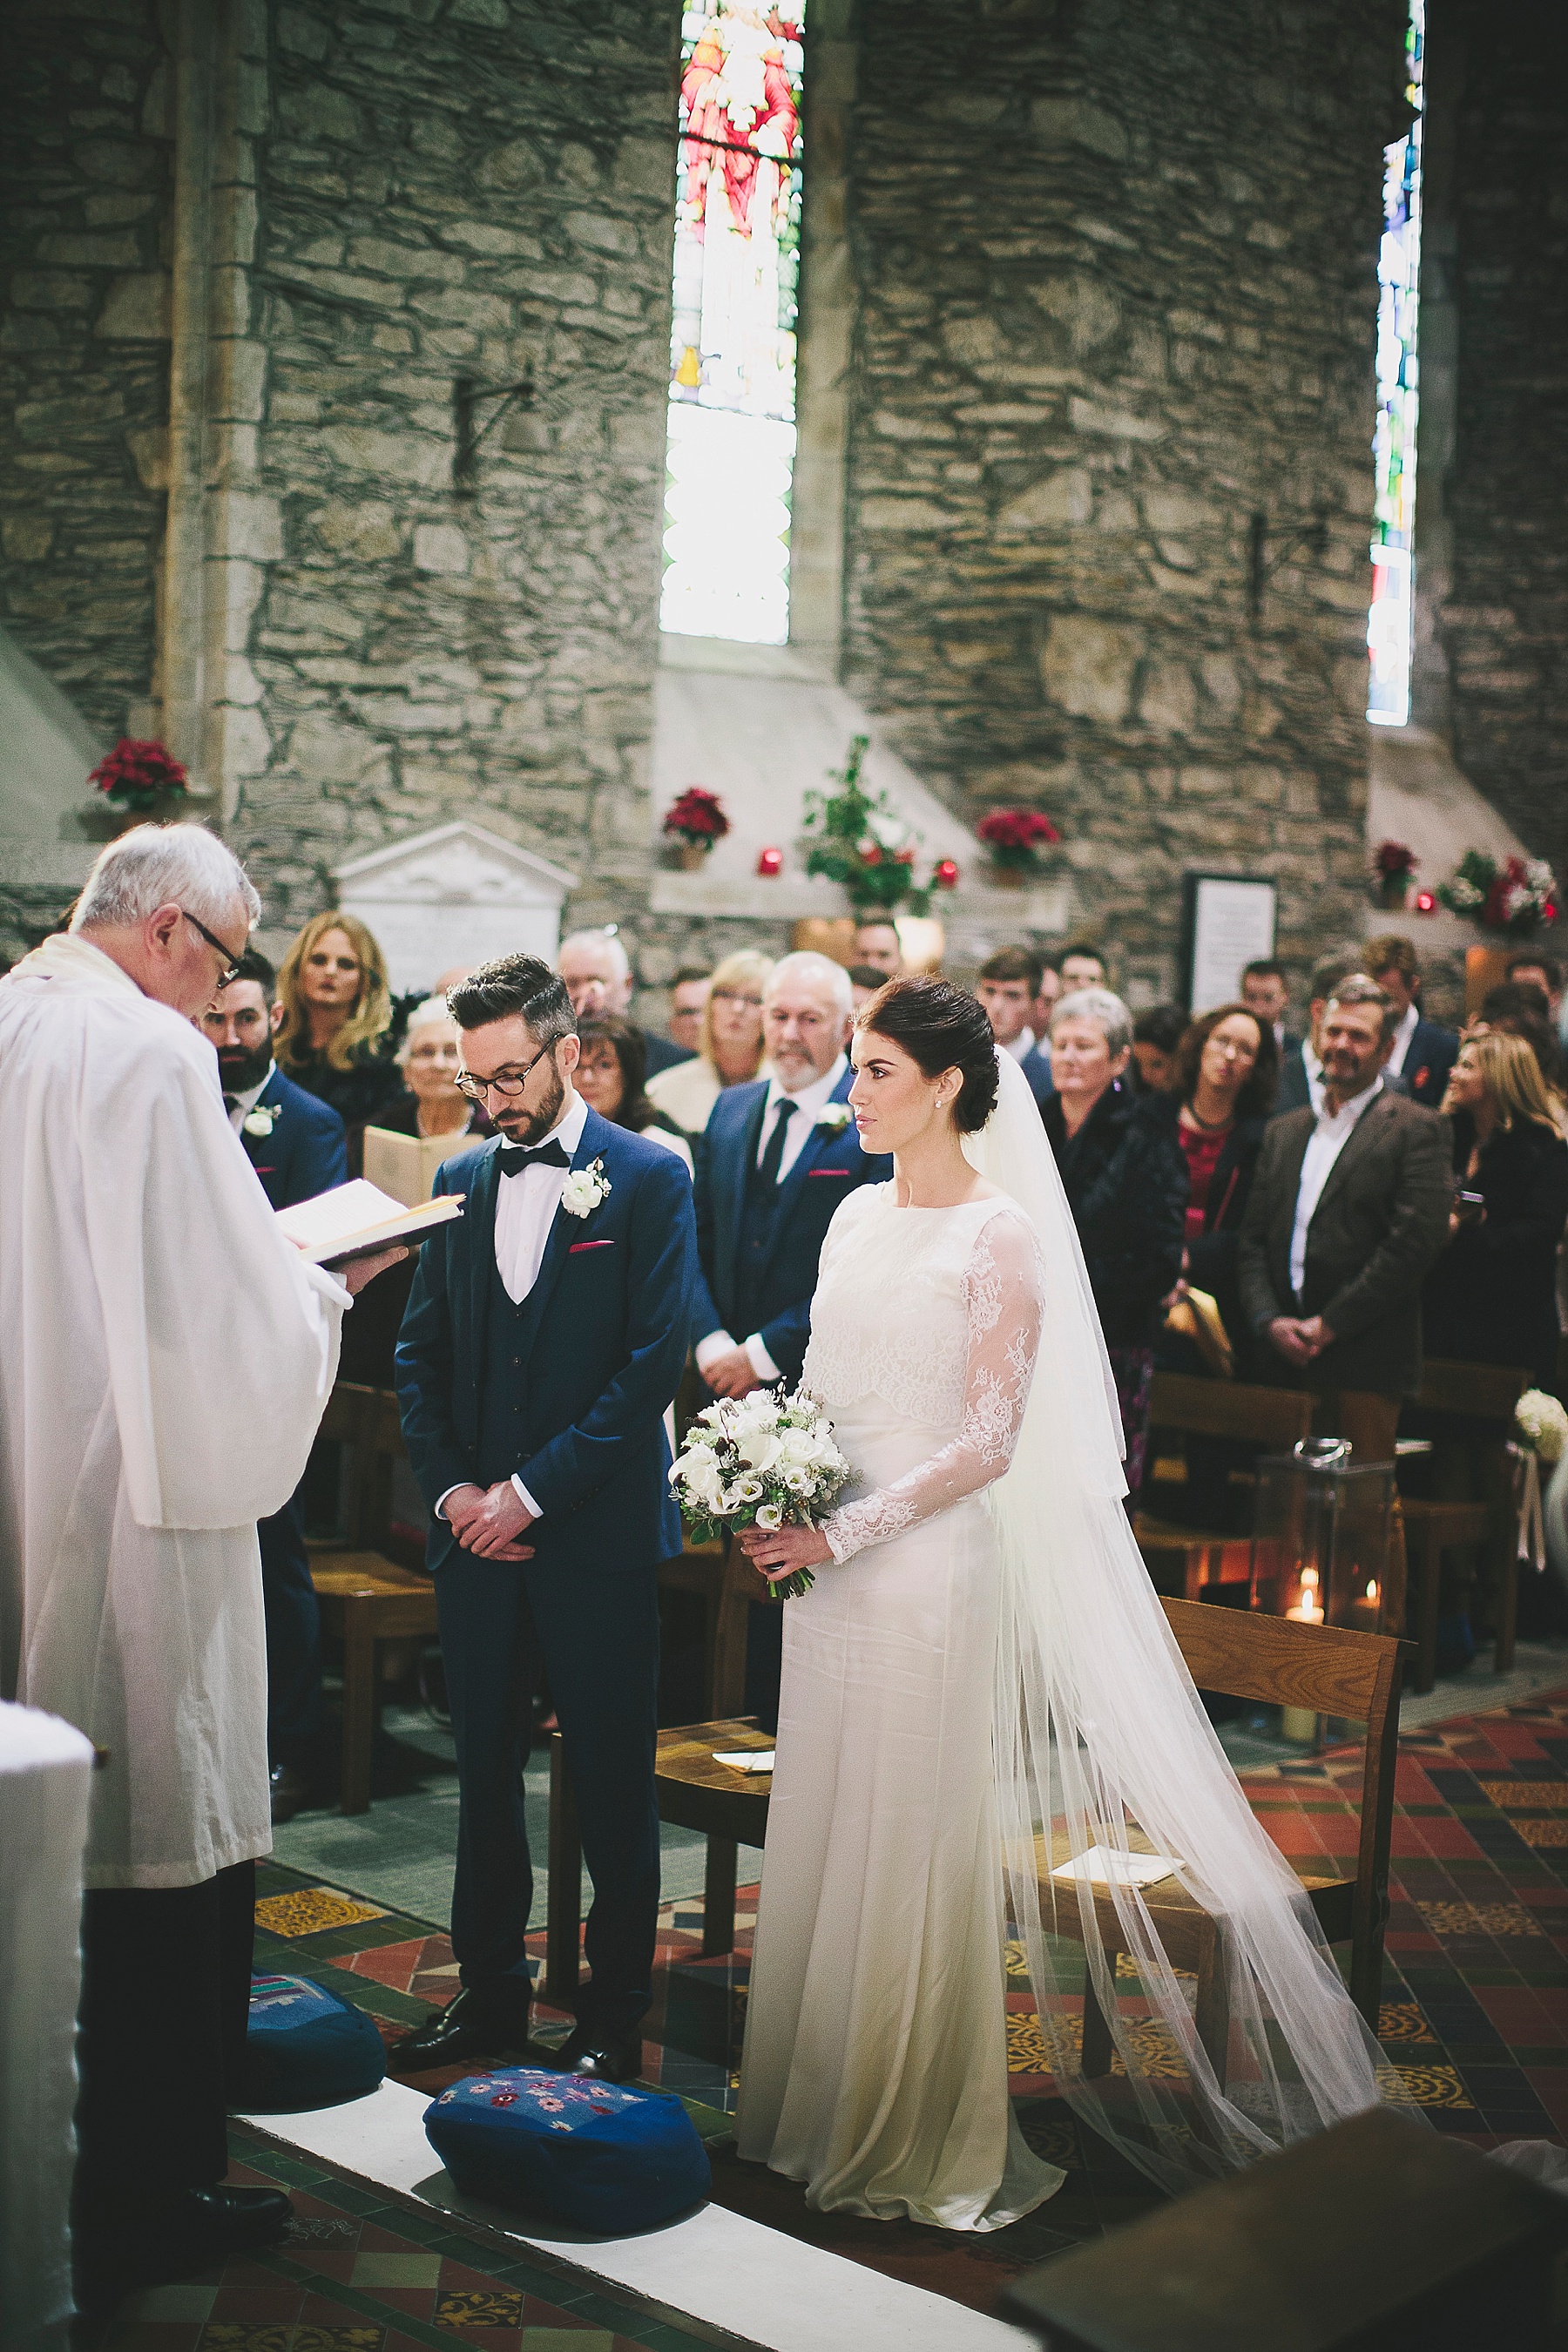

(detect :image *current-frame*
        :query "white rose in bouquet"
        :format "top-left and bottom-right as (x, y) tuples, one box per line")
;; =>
(667, 1384), (852, 1598)
(1516, 1389), (1568, 1463)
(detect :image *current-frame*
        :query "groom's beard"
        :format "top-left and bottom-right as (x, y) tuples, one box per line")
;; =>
(496, 1058), (565, 1147)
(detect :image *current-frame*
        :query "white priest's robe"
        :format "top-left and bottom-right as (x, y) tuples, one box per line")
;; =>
(0, 934), (350, 1889)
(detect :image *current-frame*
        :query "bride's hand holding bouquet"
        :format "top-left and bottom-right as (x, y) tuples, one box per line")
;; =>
(669, 1387), (847, 1597)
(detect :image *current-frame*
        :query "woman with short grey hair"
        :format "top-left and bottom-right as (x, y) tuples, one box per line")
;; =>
(1044, 983), (1188, 1495)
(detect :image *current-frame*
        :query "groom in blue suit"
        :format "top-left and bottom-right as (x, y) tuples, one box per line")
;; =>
(693, 953), (889, 1720)
(393, 956), (698, 2080)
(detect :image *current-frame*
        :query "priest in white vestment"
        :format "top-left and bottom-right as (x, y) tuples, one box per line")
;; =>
(0, 825), (401, 2303)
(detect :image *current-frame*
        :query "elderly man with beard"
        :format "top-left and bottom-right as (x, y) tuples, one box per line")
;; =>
(393, 956), (699, 2084)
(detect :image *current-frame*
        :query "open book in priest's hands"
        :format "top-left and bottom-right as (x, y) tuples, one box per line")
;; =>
(274, 1178), (464, 1267)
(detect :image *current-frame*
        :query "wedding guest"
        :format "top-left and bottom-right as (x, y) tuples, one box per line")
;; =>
(575, 1015), (694, 1176)
(1273, 946), (1365, 1116)
(1043, 987), (1188, 1490)
(666, 964), (713, 1056)
(0, 827), (400, 2295)
(393, 956), (699, 2082)
(1363, 932), (1458, 1107)
(1504, 951), (1563, 1029)
(976, 944), (1051, 1106)
(645, 947), (773, 1137)
(1239, 978), (1451, 1463)
(1242, 956), (1300, 1056)
(847, 961), (889, 1011)
(853, 917), (903, 977)
(1035, 953), (1062, 1038)
(1130, 1004), (1186, 1094)
(1147, 1004), (1277, 1358)
(274, 910), (405, 1148)
(1423, 1032), (1568, 1384)
(692, 952), (889, 1722)
(202, 950), (348, 1825)
(557, 926), (688, 1077)
(376, 997), (494, 1144)
(1475, 981), (1567, 1107)
(1059, 942), (1106, 990)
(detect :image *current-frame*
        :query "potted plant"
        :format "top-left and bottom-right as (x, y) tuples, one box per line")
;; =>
(801, 735), (956, 916)
(88, 737), (190, 828)
(663, 785), (730, 871)
(1372, 840), (1417, 910)
(977, 807), (1059, 889)
(1438, 850), (1558, 938)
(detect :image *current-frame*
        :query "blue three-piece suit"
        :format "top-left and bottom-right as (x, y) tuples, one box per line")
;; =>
(395, 1111), (698, 2035)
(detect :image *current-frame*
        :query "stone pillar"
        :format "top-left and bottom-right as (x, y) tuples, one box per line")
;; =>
(160, 0), (273, 817)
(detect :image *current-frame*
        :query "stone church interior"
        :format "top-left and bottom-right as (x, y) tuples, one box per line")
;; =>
(5, 0), (1568, 2346)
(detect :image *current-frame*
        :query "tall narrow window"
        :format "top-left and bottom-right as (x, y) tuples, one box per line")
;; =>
(661, 3), (805, 646)
(1368, 1), (1424, 727)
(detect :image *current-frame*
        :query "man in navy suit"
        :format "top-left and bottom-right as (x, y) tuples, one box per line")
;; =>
(693, 952), (889, 1721)
(977, 945), (1052, 1110)
(392, 955), (698, 2080)
(1364, 933), (1459, 1110)
(202, 950), (348, 1821)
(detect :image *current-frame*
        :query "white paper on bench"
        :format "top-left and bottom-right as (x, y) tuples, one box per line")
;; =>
(713, 1749), (775, 1774)
(1050, 1844), (1179, 1889)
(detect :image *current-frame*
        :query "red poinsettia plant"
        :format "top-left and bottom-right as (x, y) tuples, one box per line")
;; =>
(1374, 840), (1417, 880)
(977, 808), (1060, 871)
(89, 737), (189, 814)
(663, 786), (730, 849)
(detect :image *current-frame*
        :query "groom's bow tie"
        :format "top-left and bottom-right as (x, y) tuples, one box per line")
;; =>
(497, 1137), (571, 1178)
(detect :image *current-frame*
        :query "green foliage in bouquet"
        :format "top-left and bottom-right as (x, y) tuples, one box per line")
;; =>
(801, 734), (936, 916)
(669, 1388), (851, 1601)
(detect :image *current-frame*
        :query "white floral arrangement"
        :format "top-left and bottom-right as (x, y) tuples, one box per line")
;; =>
(242, 1104), (280, 1137)
(669, 1386), (851, 1598)
(1515, 1389), (1568, 1463)
(559, 1158), (611, 1219)
(816, 1102), (852, 1133)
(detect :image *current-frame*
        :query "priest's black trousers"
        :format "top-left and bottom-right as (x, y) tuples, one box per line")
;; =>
(73, 1860), (255, 2247)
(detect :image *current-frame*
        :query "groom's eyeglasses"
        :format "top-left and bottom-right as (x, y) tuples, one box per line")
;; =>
(455, 1038), (556, 1104)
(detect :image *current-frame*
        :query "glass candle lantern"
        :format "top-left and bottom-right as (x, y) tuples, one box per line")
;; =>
(1250, 1439), (1397, 1627)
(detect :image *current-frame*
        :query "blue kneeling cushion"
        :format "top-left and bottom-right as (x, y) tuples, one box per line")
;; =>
(245, 1971), (387, 2109)
(423, 2068), (710, 2234)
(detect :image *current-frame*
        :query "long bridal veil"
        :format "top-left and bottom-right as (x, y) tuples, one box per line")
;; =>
(965, 1053), (1406, 2191)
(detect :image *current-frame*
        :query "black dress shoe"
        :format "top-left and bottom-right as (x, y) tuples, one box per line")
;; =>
(550, 2025), (643, 2084)
(388, 1984), (531, 2069)
(98, 2186), (294, 2290)
(269, 1763), (311, 1824)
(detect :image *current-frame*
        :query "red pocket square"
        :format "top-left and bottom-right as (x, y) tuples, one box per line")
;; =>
(808, 1166), (851, 1178)
(568, 1238), (615, 1254)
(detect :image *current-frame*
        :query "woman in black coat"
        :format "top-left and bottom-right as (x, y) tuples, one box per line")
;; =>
(1043, 987), (1189, 1491)
(1146, 1002), (1278, 1367)
(1423, 1031), (1568, 1385)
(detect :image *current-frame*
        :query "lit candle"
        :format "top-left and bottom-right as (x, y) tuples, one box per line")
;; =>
(1366, 1579), (1379, 1604)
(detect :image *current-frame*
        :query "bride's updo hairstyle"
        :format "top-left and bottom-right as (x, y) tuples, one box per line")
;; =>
(857, 975), (1000, 1134)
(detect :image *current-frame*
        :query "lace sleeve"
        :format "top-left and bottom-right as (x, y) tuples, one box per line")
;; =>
(822, 1206), (1044, 1565)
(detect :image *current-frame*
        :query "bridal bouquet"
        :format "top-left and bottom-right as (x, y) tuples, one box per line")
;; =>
(669, 1388), (850, 1599)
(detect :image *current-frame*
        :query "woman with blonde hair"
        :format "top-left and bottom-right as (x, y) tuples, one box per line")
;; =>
(1423, 1030), (1568, 1383)
(274, 909), (404, 1138)
(646, 946), (774, 1135)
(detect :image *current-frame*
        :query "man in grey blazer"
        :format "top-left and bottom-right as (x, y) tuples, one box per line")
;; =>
(1239, 977), (1452, 1462)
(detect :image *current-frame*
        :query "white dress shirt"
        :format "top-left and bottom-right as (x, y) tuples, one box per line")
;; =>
(1386, 1000), (1420, 1079)
(1001, 1027), (1037, 1064)
(225, 1062), (275, 1130)
(437, 1090), (589, 1527)
(697, 1052), (848, 1386)
(1288, 1076), (1382, 1303)
(1301, 1041), (1326, 1118)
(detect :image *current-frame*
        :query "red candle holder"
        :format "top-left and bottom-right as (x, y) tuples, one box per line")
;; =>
(1413, 890), (1436, 914)
(934, 858), (960, 889)
(756, 846), (783, 878)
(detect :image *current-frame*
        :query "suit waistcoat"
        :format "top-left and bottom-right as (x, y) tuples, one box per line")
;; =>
(477, 1250), (537, 1485)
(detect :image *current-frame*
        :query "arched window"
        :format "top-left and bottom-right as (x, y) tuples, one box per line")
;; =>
(1369, 1), (1424, 727)
(662, 3), (806, 646)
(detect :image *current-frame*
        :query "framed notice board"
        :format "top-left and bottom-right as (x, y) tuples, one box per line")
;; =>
(1179, 873), (1278, 1013)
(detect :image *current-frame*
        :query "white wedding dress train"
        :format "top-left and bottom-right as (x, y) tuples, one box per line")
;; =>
(736, 1191), (1063, 2227)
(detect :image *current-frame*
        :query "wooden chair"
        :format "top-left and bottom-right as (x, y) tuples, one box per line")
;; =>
(1045, 1598), (1409, 2086)
(655, 1535), (764, 1719)
(545, 1715), (773, 2006)
(308, 1382), (438, 1816)
(1398, 1358), (1531, 1693)
(1136, 1375), (1313, 1600)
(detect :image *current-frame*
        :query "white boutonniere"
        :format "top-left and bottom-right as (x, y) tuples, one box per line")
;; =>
(242, 1104), (280, 1137)
(815, 1102), (852, 1133)
(560, 1157), (612, 1219)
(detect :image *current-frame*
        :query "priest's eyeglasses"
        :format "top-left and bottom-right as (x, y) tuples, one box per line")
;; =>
(455, 1037), (555, 1103)
(181, 909), (247, 987)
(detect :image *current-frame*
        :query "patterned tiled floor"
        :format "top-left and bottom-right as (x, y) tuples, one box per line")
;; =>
(102, 2133), (724, 2352)
(219, 1690), (1568, 2318)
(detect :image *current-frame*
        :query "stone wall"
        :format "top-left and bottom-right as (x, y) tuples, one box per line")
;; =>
(1432, 0), (1568, 881)
(233, 0), (679, 940)
(0, 0), (172, 756)
(838, 0), (1409, 1000)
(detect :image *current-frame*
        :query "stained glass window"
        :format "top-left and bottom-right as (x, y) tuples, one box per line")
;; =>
(661, 3), (805, 646)
(1368, 1), (1424, 727)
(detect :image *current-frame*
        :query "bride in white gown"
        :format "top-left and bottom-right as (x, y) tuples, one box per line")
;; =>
(735, 977), (1400, 2228)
